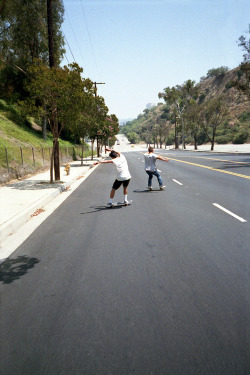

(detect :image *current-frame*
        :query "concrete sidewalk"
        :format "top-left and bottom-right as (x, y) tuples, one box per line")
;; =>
(176, 143), (250, 154)
(0, 159), (99, 244)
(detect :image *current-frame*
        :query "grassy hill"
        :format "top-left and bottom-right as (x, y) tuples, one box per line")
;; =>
(122, 67), (250, 146)
(0, 100), (88, 183)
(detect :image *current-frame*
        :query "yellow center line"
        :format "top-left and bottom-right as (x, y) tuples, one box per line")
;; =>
(167, 155), (250, 165)
(167, 157), (250, 180)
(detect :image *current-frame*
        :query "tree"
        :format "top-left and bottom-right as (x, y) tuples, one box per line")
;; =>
(86, 94), (109, 159)
(185, 100), (201, 150)
(0, 0), (65, 101)
(159, 80), (197, 149)
(22, 60), (90, 181)
(199, 96), (229, 151)
(159, 86), (180, 148)
(206, 66), (229, 79)
(234, 24), (250, 99)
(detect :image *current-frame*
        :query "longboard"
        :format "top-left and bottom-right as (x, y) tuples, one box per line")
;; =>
(148, 186), (166, 191)
(107, 200), (132, 208)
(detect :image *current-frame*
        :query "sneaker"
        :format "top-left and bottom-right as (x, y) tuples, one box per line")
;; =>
(107, 202), (113, 207)
(148, 186), (152, 190)
(160, 186), (166, 190)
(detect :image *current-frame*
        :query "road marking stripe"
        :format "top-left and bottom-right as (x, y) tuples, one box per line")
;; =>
(167, 155), (250, 165)
(172, 179), (183, 185)
(213, 203), (247, 223)
(168, 158), (250, 180)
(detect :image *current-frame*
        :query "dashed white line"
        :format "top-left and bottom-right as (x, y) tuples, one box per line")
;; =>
(172, 179), (183, 186)
(213, 203), (247, 223)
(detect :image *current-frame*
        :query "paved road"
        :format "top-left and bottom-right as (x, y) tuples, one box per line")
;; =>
(0, 150), (249, 375)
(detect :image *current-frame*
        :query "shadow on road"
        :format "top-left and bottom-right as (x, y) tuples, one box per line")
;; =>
(0, 255), (40, 284)
(133, 189), (160, 193)
(80, 205), (123, 215)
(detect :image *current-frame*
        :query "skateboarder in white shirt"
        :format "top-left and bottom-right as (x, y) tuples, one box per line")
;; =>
(94, 148), (131, 207)
(144, 146), (169, 190)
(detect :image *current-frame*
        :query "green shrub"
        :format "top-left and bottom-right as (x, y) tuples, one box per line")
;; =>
(232, 130), (249, 144)
(216, 135), (231, 144)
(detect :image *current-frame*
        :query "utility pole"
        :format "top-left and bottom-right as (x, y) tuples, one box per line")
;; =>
(47, 0), (60, 181)
(47, 0), (55, 68)
(93, 82), (105, 97)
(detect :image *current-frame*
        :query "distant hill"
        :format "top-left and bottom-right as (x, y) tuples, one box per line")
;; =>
(121, 67), (249, 146)
(119, 118), (134, 126)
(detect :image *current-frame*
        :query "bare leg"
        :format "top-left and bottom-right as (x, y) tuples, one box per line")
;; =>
(110, 188), (115, 199)
(123, 186), (128, 195)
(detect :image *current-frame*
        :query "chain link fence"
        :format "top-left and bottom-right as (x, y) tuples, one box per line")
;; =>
(0, 143), (95, 184)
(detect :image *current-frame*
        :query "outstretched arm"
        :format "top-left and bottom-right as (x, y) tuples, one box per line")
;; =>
(93, 159), (113, 165)
(105, 147), (121, 157)
(157, 155), (169, 162)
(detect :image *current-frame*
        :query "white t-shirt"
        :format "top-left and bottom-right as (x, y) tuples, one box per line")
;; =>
(112, 153), (131, 181)
(144, 153), (157, 171)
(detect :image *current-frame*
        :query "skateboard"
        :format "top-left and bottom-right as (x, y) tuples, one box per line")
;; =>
(148, 186), (166, 191)
(107, 200), (132, 208)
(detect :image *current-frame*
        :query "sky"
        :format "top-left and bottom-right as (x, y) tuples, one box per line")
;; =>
(61, 0), (249, 121)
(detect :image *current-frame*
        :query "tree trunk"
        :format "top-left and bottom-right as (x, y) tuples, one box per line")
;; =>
(81, 142), (84, 165)
(50, 146), (54, 183)
(91, 139), (94, 160)
(211, 129), (215, 151)
(54, 137), (60, 180)
(42, 117), (47, 140)
(194, 134), (198, 150)
(175, 118), (178, 149)
(96, 136), (100, 157)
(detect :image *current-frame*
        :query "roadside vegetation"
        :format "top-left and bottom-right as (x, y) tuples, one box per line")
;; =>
(0, 0), (119, 183)
(0, 99), (91, 183)
(122, 26), (249, 150)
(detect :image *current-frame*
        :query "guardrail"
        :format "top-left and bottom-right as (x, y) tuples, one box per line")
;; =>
(0, 144), (95, 184)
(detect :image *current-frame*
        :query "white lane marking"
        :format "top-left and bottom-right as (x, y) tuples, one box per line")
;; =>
(213, 203), (247, 223)
(172, 179), (183, 186)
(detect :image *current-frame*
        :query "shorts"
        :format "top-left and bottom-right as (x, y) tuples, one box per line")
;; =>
(112, 179), (131, 190)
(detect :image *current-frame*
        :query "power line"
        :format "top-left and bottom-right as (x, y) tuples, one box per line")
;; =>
(79, 0), (100, 79)
(63, 51), (70, 64)
(65, 8), (86, 65)
(63, 32), (76, 62)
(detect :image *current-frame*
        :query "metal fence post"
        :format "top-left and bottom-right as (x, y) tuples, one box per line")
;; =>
(0, 141), (9, 173)
(41, 146), (44, 166)
(20, 146), (24, 166)
(5, 145), (9, 173)
(31, 145), (35, 167)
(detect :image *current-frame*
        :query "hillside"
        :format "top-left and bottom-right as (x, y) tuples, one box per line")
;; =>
(0, 100), (89, 184)
(122, 67), (249, 146)
(197, 68), (249, 120)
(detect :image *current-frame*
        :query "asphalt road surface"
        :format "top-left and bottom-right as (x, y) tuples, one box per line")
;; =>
(0, 150), (249, 375)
